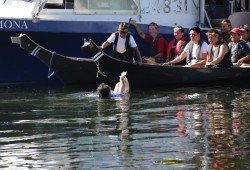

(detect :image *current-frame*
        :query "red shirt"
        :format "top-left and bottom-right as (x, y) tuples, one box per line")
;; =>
(145, 35), (168, 57)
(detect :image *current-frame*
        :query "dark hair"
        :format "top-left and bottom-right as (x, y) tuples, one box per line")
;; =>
(97, 83), (111, 98)
(148, 22), (158, 29)
(174, 26), (184, 33)
(189, 26), (201, 34)
(221, 19), (231, 24)
(206, 29), (219, 35)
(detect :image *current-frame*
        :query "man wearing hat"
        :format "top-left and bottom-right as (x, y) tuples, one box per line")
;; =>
(228, 28), (250, 65)
(237, 25), (250, 66)
(239, 24), (250, 48)
(100, 23), (142, 65)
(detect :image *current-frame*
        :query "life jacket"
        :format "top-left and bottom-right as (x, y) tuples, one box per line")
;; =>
(185, 39), (204, 64)
(112, 32), (133, 62)
(228, 40), (248, 63)
(148, 34), (164, 57)
(207, 40), (232, 67)
(167, 37), (186, 60)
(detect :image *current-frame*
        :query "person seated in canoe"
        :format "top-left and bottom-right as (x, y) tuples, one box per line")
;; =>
(100, 23), (142, 65)
(239, 24), (250, 48)
(130, 20), (168, 64)
(164, 26), (208, 67)
(228, 28), (250, 66)
(220, 19), (232, 44)
(97, 72), (129, 98)
(205, 29), (232, 68)
(166, 26), (189, 65)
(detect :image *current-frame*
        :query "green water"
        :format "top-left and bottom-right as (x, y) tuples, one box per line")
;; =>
(0, 85), (250, 169)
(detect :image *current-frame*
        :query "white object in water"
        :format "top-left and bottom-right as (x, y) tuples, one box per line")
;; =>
(120, 71), (127, 77)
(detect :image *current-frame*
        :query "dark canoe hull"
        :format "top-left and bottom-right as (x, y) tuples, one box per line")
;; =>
(88, 40), (250, 88)
(11, 34), (106, 86)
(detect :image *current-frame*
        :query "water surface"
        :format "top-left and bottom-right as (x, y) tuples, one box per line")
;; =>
(0, 85), (250, 169)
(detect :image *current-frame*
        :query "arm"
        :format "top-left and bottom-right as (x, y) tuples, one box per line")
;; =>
(133, 47), (142, 65)
(237, 54), (250, 65)
(169, 51), (187, 64)
(130, 20), (146, 39)
(207, 44), (228, 65)
(101, 41), (110, 49)
(190, 53), (207, 67)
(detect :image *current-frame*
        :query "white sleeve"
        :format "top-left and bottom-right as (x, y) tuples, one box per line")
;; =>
(106, 33), (116, 43)
(183, 42), (191, 53)
(201, 41), (209, 54)
(129, 35), (137, 48)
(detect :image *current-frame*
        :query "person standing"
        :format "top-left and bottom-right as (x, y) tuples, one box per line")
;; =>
(165, 26), (208, 67)
(101, 23), (142, 65)
(166, 26), (188, 65)
(130, 20), (168, 64)
(205, 29), (232, 67)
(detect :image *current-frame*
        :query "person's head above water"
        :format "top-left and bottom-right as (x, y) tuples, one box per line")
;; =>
(97, 83), (111, 98)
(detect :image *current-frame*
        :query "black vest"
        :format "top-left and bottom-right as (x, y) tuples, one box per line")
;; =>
(207, 40), (232, 67)
(112, 32), (133, 62)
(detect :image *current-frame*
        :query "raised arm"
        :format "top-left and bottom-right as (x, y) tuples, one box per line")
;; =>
(130, 20), (146, 39)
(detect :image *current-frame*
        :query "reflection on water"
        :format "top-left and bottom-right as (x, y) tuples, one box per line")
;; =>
(0, 85), (250, 169)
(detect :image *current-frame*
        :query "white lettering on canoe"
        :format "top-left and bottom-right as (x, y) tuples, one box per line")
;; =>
(0, 20), (28, 30)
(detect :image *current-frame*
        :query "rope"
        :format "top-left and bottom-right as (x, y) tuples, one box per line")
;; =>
(48, 51), (56, 79)
(95, 61), (107, 78)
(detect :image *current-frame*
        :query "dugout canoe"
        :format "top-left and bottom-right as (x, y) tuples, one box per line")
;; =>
(11, 34), (106, 85)
(85, 39), (250, 88)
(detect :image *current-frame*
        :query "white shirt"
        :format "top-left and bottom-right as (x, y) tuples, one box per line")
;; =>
(107, 33), (137, 53)
(184, 41), (208, 63)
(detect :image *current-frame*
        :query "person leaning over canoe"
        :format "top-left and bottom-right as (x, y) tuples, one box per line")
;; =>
(130, 20), (168, 64)
(228, 28), (250, 66)
(97, 72), (129, 98)
(164, 26), (208, 67)
(205, 29), (232, 68)
(166, 26), (188, 65)
(100, 23), (142, 65)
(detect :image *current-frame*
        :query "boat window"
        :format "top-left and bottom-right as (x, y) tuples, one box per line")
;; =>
(74, 0), (138, 14)
(45, 0), (64, 9)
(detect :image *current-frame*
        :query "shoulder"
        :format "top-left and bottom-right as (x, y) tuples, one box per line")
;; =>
(201, 41), (208, 48)
(107, 32), (117, 42)
(157, 36), (167, 45)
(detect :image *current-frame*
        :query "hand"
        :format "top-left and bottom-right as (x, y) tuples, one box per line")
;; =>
(130, 19), (137, 26)
(237, 59), (244, 65)
(162, 62), (171, 66)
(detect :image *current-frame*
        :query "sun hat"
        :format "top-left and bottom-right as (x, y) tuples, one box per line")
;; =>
(230, 28), (241, 35)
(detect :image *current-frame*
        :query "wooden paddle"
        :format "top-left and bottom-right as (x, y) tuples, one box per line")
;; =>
(143, 57), (160, 65)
